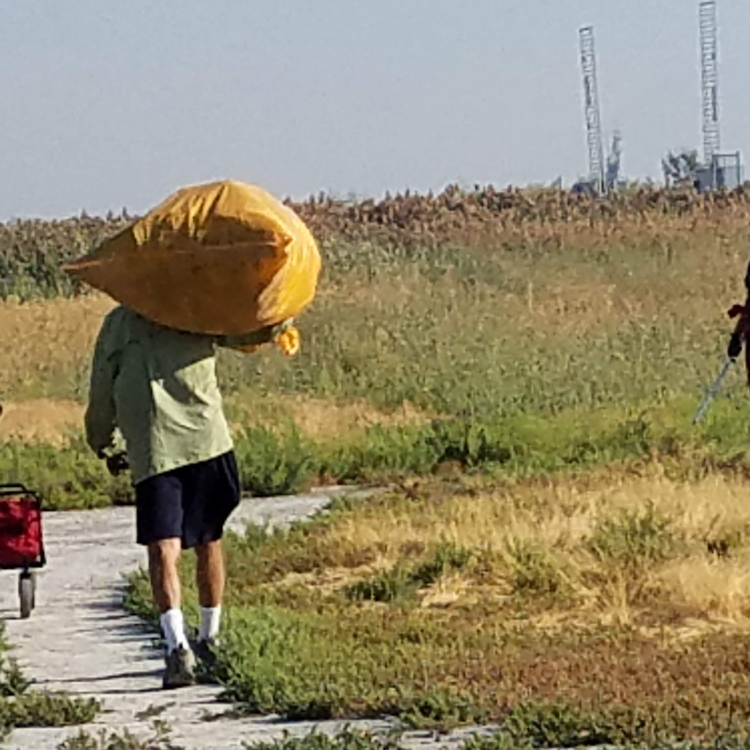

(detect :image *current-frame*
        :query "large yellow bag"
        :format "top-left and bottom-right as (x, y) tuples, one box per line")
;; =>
(63, 180), (321, 339)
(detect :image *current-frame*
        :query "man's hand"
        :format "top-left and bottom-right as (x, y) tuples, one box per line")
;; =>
(102, 452), (129, 477)
(728, 332), (743, 361)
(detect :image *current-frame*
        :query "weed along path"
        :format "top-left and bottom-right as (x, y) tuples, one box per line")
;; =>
(0, 490), (427, 750)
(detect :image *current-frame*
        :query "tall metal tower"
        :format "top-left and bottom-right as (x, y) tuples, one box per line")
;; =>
(699, 0), (720, 163)
(579, 27), (605, 193)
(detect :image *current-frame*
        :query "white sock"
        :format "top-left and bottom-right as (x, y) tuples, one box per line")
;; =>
(160, 609), (188, 653)
(198, 606), (222, 642)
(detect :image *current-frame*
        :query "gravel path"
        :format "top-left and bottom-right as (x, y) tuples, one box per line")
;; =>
(0, 490), (432, 749)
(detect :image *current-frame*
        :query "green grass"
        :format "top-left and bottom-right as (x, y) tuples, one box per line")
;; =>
(57, 720), (177, 750)
(123, 465), (750, 744)
(344, 542), (472, 603)
(124, 570), (750, 742)
(0, 436), (133, 509)
(240, 730), (403, 750)
(1, 198), (749, 512)
(586, 504), (682, 570)
(2, 204), (748, 419)
(3, 215), (749, 509)
(244, 727), (750, 750)
(54, 720), (750, 750)
(7, 193), (750, 746)
(9, 393), (750, 510)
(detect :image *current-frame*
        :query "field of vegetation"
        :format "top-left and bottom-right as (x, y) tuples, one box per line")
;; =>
(3, 185), (750, 503)
(5, 184), (750, 747)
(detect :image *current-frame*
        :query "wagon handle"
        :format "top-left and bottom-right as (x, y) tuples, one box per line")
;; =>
(0, 484), (30, 494)
(0, 485), (43, 506)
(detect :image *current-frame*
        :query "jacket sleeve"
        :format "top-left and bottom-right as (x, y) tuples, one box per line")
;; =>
(84, 317), (120, 457)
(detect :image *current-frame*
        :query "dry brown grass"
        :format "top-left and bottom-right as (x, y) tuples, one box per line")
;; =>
(226, 392), (428, 441)
(0, 294), (111, 441)
(0, 392), (427, 446)
(0, 205), (746, 411)
(0, 399), (84, 444)
(0, 287), (429, 444)
(0, 294), (114, 399)
(281, 468), (750, 632)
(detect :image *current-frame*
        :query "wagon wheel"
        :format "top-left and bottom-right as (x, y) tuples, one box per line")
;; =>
(18, 571), (34, 620)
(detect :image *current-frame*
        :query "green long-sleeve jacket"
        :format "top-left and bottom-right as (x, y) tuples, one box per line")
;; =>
(85, 305), (278, 485)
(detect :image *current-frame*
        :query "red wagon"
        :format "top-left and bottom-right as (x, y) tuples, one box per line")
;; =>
(0, 484), (45, 619)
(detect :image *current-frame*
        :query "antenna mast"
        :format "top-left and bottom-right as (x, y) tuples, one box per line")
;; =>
(579, 26), (605, 194)
(699, 0), (720, 163)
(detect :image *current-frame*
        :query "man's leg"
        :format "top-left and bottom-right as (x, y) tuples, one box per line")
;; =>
(148, 538), (190, 652)
(148, 538), (196, 688)
(137, 472), (196, 689)
(196, 539), (225, 608)
(185, 453), (240, 649)
(148, 537), (182, 612)
(195, 540), (225, 643)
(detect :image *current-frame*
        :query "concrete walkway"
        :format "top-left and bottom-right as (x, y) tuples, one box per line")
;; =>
(0, 491), (430, 749)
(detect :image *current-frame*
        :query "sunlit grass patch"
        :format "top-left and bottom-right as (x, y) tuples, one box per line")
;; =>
(121, 466), (750, 743)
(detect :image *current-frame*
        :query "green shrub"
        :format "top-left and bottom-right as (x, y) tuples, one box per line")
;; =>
(507, 540), (568, 597)
(57, 721), (176, 750)
(345, 542), (473, 603)
(587, 505), (682, 570)
(233, 426), (318, 497)
(345, 566), (417, 603)
(241, 728), (401, 750)
(0, 437), (132, 510)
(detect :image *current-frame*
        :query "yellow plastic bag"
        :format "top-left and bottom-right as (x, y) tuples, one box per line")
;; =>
(63, 180), (321, 337)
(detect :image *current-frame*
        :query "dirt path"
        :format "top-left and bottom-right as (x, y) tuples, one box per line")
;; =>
(0, 491), (436, 750)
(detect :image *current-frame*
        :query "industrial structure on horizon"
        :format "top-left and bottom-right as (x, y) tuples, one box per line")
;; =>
(577, 0), (742, 193)
(578, 26), (606, 194)
(693, 0), (742, 191)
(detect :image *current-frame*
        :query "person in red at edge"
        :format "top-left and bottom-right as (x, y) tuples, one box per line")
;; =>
(728, 260), (750, 366)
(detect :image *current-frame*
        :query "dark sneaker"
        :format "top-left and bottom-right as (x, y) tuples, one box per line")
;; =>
(162, 645), (196, 689)
(193, 638), (220, 683)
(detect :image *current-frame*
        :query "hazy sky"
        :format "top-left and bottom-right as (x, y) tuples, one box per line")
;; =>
(1, 0), (748, 219)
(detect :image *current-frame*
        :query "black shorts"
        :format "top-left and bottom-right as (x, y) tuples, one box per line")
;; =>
(135, 452), (241, 549)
